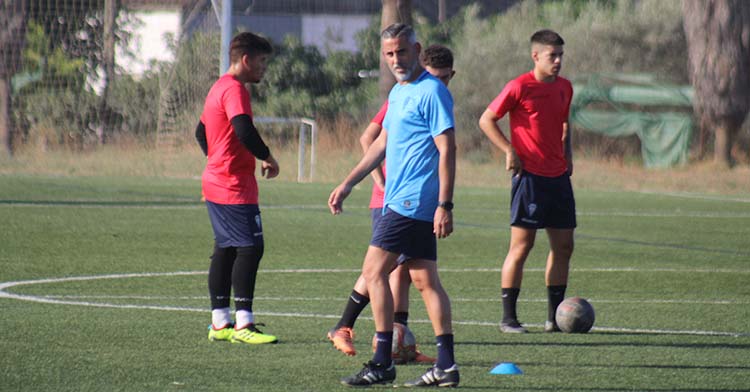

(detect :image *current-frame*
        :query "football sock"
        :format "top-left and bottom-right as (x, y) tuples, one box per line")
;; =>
(394, 312), (409, 326)
(235, 309), (254, 329)
(212, 307), (232, 328)
(335, 290), (370, 329)
(435, 334), (455, 370)
(372, 331), (393, 366)
(208, 245), (236, 309)
(547, 285), (567, 322)
(232, 245), (264, 313)
(501, 287), (521, 323)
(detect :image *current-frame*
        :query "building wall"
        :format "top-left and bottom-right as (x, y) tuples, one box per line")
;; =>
(234, 14), (302, 46)
(118, 10), (180, 76)
(300, 14), (371, 54)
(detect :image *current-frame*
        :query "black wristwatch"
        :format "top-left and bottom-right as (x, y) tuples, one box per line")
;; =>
(438, 201), (454, 211)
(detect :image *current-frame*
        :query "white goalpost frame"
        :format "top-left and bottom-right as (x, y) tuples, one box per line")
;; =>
(211, 1), (316, 183)
(214, 0), (232, 75)
(254, 117), (317, 182)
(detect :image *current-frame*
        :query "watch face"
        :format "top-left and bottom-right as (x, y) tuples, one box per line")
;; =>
(440, 201), (454, 211)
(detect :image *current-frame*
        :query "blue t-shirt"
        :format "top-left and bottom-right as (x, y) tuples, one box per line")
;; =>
(382, 70), (455, 222)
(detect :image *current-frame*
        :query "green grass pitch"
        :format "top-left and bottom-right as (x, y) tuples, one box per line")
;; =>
(1, 174), (748, 391)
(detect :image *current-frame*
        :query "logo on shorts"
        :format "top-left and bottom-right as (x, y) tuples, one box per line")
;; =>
(528, 203), (537, 216)
(403, 200), (411, 208)
(254, 214), (263, 237)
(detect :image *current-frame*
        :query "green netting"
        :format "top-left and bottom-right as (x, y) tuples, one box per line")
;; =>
(570, 74), (694, 168)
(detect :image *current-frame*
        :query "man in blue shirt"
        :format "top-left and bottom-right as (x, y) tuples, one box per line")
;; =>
(328, 23), (459, 388)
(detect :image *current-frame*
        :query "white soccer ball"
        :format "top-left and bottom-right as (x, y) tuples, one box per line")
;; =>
(371, 322), (417, 364)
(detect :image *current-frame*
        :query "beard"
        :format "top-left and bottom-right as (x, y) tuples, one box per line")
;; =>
(391, 61), (417, 82)
(393, 69), (413, 82)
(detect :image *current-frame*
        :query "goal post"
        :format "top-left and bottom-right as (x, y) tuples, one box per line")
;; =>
(254, 116), (317, 183)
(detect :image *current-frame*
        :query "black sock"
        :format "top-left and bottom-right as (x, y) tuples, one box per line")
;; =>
(436, 334), (455, 370)
(208, 245), (236, 309)
(501, 287), (521, 324)
(547, 285), (567, 322)
(394, 312), (409, 326)
(334, 290), (370, 329)
(372, 331), (393, 366)
(232, 246), (264, 312)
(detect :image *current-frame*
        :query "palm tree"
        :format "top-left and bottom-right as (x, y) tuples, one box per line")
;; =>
(682, 0), (750, 166)
(379, 0), (413, 101)
(0, 0), (28, 157)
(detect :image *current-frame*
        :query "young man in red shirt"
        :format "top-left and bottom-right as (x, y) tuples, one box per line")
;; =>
(478, 29), (576, 334)
(327, 45), (455, 361)
(195, 31), (280, 344)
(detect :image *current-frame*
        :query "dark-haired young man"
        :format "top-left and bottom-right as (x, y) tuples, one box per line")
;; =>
(327, 45), (455, 364)
(329, 24), (459, 387)
(478, 29), (576, 334)
(195, 31), (280, 344)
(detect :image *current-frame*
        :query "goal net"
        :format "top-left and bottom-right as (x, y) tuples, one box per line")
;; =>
(1, 1), (392, 180)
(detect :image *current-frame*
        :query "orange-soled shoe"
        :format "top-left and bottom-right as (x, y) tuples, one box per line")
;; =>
(327, 326), (356, 356)
(413, 349), (436, 364)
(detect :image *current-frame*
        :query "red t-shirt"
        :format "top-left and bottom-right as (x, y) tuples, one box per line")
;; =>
(200, 74), (259, 204)
(369, 101), (388, 209)
(487, 71), (573, 177)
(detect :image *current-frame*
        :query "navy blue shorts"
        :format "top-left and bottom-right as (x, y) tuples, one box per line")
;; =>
(371, 207), (437, 262)
(371, 208), (410, 264)
(206, 201), (264, 248)
(510, 171), (577, 229)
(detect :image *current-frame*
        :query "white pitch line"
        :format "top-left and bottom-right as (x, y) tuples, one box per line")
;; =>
(1, 271), (749, 338)
(2, 265), (748, 292)
(577, 211), (750, 218)
(637, 190), (750, 203)
(263, 267), (750, 274)
(3, 201), (749, 219)
(1, 290), (745, 338)
(37, 294), (750, 306)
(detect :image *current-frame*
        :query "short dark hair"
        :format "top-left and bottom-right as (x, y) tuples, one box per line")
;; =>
(380, 23), (417, 44)
(530, 29), (564, 46)
(421, 44), (453, 69)
(229, 32), (273, 63)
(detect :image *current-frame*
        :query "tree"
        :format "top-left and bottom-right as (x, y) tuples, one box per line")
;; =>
(682, 0), (750, 166)
(0, 0), (28, 156)
(97, 0), (119, 144)
(379, 0), (413, 101)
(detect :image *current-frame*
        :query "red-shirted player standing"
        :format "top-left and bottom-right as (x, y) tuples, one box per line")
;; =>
(479, 29), (576, 334)
(195, 32), (280, 344)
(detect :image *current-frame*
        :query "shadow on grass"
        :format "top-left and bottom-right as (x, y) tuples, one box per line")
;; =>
(454, 221), (750, 256)
(491, 389), (750, 392)
(0, 199), (201, 207)
(458, 339), (750, 351)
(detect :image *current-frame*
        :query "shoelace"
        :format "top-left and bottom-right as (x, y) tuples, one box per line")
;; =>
(336, 328), (354, 340)
(356, 363), (376, 378)
(247, 323), (267, 334)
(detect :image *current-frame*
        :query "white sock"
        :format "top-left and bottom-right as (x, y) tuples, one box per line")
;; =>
(235, 310), (254, 329)
(211, 307), (232, 329)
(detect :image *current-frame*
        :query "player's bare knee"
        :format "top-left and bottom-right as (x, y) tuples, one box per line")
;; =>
(362, 265), (387, 284)
(510, 240), (535, 258)
(552, 241), (574, 259)
(410, 275), (430, 293)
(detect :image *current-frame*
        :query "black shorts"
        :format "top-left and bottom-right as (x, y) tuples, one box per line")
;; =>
(509, 171), (577, 229)
(370, 207), (437, 262)
(206, 201), (264, 248)
(371, 208), (410, 264)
